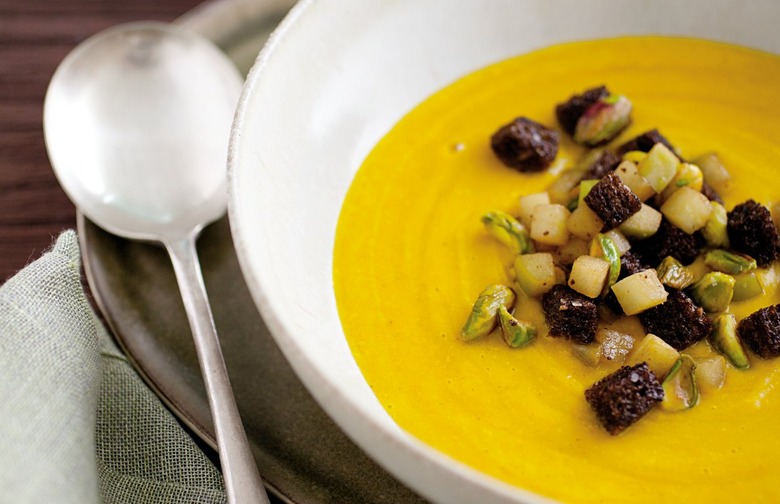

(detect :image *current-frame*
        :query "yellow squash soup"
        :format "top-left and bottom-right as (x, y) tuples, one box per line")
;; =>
(333, 37), (780, 503)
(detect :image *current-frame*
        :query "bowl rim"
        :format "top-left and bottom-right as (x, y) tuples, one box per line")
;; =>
(225, 1), (549, 502)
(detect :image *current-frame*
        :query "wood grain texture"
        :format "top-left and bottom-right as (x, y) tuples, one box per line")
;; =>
(0, 0), (204, 282)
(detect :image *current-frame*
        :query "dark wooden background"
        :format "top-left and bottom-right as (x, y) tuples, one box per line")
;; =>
(0, 0), (205, 282)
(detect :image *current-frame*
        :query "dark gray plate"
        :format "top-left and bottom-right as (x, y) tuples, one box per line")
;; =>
(76, 1), (427, 502)
(78, 215), (426, 504)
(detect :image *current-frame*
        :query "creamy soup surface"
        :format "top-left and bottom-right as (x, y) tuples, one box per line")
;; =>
(333, 37), (780, 503)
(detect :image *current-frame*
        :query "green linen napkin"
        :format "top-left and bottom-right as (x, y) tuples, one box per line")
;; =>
(0, 231), (226, 503)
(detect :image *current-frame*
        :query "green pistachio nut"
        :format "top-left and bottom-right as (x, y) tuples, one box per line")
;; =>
(573, 94), (633, 147)
(688, 271), (735, 313)
(701, 202), (730, 248)
(596, 233), (621, 296)
(481, 211), (534, 255)
(732, 272), (764, 302)
(656, 256), (695, 290)
(498, 305), (537, 348)
(703, 249), (757, 275)
(710, 313), (750, 369)
(461, 285), (516, 342)
(661, 354), (699, 411)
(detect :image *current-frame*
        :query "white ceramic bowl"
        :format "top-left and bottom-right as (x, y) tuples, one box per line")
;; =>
(228, 1), (780, 502)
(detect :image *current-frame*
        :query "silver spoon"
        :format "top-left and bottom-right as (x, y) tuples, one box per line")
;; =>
(43, 22), (269, 504)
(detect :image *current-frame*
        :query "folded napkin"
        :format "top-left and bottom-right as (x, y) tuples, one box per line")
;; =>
(0, 231), (226, 503)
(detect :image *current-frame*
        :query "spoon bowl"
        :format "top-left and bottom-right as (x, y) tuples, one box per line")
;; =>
(44, 22), (269, 503)
(44, 22), (238, 242)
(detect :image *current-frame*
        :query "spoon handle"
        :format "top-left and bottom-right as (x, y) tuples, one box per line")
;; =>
(165, 235), (270, 504)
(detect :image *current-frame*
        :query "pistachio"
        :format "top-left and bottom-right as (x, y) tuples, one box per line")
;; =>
(732, 272), (764, 302)
(498, 305), (536, 348)
(710, 313), (750, 369)
(701, 201), (730, 248)
(596, 233), (621, 296)
(572, 343), (602, 367)
(688, 271), (734, 313)
(703, 249), (757, 275)
(661, 354), (699, 411)
(460, 285), (516, 342)
(656, 256), (695, 290)
(481, 211), (534, 255)
(573, 94), (633, 147)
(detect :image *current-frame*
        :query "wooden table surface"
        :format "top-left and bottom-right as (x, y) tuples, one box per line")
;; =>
(0, 0), (205, 282)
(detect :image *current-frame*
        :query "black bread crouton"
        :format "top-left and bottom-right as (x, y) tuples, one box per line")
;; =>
(727, 199), (780, 267)
(585, 363), (664, 435)
(582, 150), (622, 180)
(738, 305), (780, 359)
(633, 218), (704, 266)
(583, 172), (642, 231)
(542, 285), (598, 344)
(616, 128), (676, 156)
(555, 85), (609, 136)
(491, 117), (559, 172)
(639, 289), (712, 350)
(620, 251), (649, 277)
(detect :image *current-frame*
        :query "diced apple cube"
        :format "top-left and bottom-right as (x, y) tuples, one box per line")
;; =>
(660, 186), (713, 234)
(555, 237), (590, 265)
(627, 333), (680, 378)
(694, 355), (727, 394)
(567, 204), (604, 241)
(548, 169), (585, 205)
(530, 204), (571, 246)
(693, 152), (731, 195)
(513, 253), (557, 298)
(613, 160), (655, 201)
(611, 269), (668, 315)
(638, 143), (679, 193)
(568, 255), (610, 298)
(517, 192), (551, 229)
(620, 203), (663, 239)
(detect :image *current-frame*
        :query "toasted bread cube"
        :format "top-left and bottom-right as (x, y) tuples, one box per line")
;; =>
(585, 363), (664, 435)
(531, 204), (571, 246)
(737, 304), (780, 359)
(626, 333), (680, 378)
(620, 203), (663, 239)
(517, 192), (551, 229)
(569, 255), (610, 298)
(513, 253), (557, 298)
(542, 285), (598, 343)
(728, 200), (780, 267)
(638, 143), (679, 193)
(660, 186), (713, 234)
(611, 269), (668, 316)
(583, 172), (642, 230)
(567, 204), (604, 241)
(613, 160), (655, 202)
